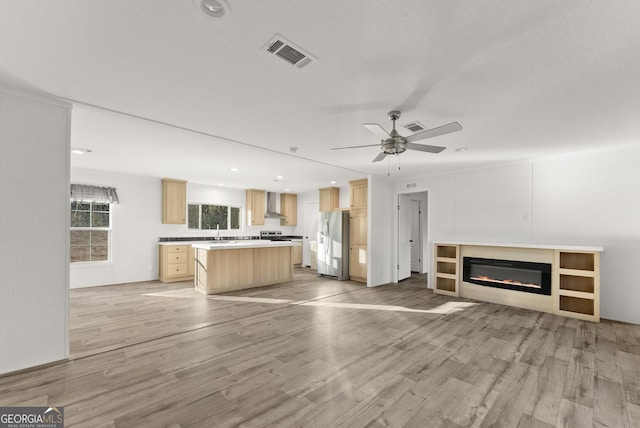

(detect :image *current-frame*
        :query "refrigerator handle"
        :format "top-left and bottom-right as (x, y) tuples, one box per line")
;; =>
(325, 220), (329, 255)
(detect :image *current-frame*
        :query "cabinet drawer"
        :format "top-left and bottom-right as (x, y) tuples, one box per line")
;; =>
(167, 246), (188, 253)
(166, 252), (188, 263)
(167, 262), (188, 276)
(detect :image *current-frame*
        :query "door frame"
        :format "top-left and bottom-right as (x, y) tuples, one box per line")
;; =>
(393, 188), (431, 284)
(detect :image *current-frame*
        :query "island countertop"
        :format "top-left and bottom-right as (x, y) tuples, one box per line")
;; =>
(192, 241), (297, 250)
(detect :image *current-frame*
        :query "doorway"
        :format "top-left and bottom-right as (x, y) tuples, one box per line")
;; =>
(397, 191), (428, 282)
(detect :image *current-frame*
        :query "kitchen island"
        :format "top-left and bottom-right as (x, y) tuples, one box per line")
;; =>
(192, 241), (296, 295)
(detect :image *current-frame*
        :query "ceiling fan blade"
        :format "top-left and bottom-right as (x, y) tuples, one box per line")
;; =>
(405, 122), (462, 143)
(331, 144), (380, 150)
(406, 142), (446, 154)
(372, 152), (387, 162)
(363, 123), (391, 140)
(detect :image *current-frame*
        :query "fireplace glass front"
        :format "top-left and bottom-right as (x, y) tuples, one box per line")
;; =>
(462, 257), (552, 295)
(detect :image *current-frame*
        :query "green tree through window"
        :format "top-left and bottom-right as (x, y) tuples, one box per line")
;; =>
(188, 204), (240, 230)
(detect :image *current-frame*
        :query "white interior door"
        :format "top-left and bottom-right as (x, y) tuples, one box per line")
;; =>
(303, 201), (319, 267)
(410, 199), (421, 272)
(398, 194), (411, 281)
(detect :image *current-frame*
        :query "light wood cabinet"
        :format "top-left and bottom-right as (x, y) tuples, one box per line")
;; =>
(246, 189), (265, 226)
(349, 178), (368, 283)
(162, 178), (187, 224)
(292, 242), (302, 266)
(349, 243), (367, 281)
(554, 250), (600, 322)
(349, 209), (368, 245)
(195, 246), (293, 294)
(319, 187), (340, 212)
(280, 193), (297, 226)
(254, 247), (293, 286)
(195, 247), (254, 293)
(349, 179), (368, 209)
(433, 244), (460, 297)
(159, 244), (195, 282)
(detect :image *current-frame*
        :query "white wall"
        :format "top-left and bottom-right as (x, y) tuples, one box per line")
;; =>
(391, 144), (640, 325)
(0, 86), (71, 374)
(70, 171), (302, 288)
(369, 176), (394, 287)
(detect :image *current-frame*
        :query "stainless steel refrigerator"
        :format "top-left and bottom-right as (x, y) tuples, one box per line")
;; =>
(317, 210), (350, 280)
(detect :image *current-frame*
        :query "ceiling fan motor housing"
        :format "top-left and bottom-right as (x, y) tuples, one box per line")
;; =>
(382, 137), (407, 154)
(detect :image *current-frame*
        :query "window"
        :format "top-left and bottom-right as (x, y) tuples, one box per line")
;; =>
(70, 202), (111, 262)
(188, 204), (240, 230)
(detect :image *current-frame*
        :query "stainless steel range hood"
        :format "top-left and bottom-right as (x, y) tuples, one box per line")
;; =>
(264, 192), (286, 219)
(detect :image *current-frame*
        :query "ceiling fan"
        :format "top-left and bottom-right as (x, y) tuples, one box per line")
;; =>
(332, 111), (462, 162)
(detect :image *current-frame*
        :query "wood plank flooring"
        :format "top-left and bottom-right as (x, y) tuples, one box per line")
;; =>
(1, 268), (639, 427)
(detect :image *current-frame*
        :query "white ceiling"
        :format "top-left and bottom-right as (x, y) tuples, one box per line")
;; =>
(1, 1), (639, 192)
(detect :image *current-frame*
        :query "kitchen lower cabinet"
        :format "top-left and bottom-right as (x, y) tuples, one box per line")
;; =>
(195, 248), (254, 293)
(254, 247), (292, 286)
(159, 244), (195, 282)
(292, 241), (303, 266)
(349, 243), (367, 283)
(194, 244), (293, 294)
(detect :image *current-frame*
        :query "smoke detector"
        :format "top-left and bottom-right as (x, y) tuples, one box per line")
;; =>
(263, 34), (317, 69)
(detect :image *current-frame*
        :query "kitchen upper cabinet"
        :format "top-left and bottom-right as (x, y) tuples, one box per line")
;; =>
(349, 179), (367, 209)
(246, 189), (265, 226)
(162, 178), (187, 224)
(319, 187), (339, 212)
(280, 193), (297, 226)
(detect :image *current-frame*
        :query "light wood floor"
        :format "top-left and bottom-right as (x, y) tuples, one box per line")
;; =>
(1, 268), (639, 427)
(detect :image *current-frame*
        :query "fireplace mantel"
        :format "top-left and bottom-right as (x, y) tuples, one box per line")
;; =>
(433, 242), (603, 322)
(434, 241), (604, 252)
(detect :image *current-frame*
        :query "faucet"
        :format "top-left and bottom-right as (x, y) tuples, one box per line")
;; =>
(216, 224), (220, 240)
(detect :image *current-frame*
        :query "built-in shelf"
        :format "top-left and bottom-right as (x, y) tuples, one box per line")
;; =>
(555, 250), (599, 321)
(434, 244), (459, 297)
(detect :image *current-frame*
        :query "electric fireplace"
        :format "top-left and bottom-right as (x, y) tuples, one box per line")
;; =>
(463, 257), (552, 295)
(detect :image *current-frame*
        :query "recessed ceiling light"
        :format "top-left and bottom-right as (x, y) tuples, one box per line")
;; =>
(229, 167), (238, 172)
(284, 188), (290, 192)
(330, 181), (336, 184)
(218, 183), (225, 186)
(276, 175), (284, 180)
(455, 147), (469, 152)
(70, 147), (92, 155)
(197, 0), (231, 18)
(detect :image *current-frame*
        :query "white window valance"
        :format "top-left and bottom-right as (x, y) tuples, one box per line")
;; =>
(70, 184), (119, 204)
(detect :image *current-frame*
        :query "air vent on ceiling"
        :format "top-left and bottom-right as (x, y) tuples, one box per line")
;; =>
(403, 122), (426, 133)
(263, 34), (317, 69)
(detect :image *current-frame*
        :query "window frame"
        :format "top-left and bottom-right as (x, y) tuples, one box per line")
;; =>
(70, 201), (112, 264)
(187, 203), (242, 231)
